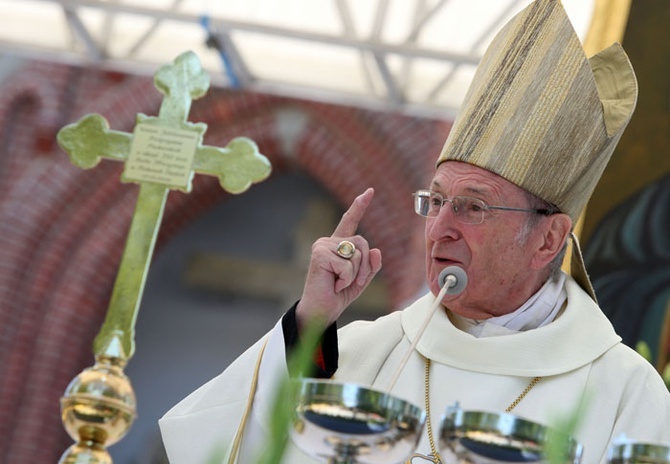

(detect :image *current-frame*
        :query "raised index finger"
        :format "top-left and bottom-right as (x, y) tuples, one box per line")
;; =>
(332, 188), (374, 237)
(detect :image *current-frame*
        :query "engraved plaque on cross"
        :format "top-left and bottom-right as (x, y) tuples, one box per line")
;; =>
(55, 51), (271, 464)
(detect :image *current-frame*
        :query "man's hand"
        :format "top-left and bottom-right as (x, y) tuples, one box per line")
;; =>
(295, 188), (382, 330)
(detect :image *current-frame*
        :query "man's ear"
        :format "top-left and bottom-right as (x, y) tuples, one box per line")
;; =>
(530, 213), (572, 269)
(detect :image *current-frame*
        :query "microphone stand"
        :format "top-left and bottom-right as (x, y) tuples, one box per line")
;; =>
(385, 267), (466, 392)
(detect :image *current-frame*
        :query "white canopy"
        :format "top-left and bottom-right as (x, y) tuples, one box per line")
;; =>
(0, 0), (594, 119)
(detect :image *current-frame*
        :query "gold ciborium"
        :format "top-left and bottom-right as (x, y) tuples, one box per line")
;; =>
(439, 405), (583, 463)
(291, 379), (426, 464)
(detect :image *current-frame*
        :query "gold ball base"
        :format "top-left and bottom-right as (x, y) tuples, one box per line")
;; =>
(58, 352), (136, 464)
(59, 441), (112, 464)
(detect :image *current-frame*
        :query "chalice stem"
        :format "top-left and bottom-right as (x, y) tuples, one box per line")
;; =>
(326, 458), (357, 464)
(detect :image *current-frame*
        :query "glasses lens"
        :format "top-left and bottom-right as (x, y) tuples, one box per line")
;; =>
(453, 196), (486, 224)
(414, 191), (488, 223)
(413, 190), (433, 216)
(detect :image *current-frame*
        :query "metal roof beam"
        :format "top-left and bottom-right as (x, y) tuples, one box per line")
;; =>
(62, 5), (104, 61)
(334, 0), (378, 96)
(127, 0), (186, 57)
(47, 0), (480, 66)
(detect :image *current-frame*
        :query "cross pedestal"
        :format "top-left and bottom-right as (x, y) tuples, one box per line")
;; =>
(55, 51), (271, 464)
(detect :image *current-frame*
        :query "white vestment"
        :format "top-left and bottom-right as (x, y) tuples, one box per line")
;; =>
(159, 275), (670, 463)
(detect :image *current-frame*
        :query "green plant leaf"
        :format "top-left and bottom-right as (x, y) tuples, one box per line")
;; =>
(255, 319), (326, 464)
(635, 340), (652, 363)
(545, 392), (590, 464)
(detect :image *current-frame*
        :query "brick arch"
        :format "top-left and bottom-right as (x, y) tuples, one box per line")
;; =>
(184, 91), (444, 305)
(0, 61), (448, 463)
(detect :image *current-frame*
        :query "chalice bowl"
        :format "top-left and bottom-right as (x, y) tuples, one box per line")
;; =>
(291, 379), (426, 463)
(439, 405), (583, 463)
(607, 440), (670, 464)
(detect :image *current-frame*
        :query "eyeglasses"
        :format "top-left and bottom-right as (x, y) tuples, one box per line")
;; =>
(412, 189), (556, 225)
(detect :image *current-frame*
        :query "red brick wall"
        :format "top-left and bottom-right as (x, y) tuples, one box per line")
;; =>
(0, 59), (450, 462)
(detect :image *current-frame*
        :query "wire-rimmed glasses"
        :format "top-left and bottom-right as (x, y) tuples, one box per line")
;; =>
(412, 189), (556, 225)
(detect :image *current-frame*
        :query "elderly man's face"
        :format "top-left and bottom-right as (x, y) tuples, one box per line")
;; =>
(425, 161), (549, 319)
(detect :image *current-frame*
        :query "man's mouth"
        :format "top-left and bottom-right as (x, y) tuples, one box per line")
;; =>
(432, 256), (459, 265)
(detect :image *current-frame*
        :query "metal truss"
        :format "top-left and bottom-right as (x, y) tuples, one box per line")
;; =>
(0, 0), (537, 119)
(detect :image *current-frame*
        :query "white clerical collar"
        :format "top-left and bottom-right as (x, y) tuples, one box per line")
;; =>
(450, 272), (567, 338)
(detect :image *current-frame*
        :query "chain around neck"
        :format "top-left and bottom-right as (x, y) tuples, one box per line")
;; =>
(407, 357), (542, 464)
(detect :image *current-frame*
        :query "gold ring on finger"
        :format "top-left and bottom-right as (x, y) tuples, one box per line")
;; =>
(336, 240), (356, 259)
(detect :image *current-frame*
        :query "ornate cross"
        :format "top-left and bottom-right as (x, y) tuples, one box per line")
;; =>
(57, 51), (271, 362)
(56, 51), (271, 464)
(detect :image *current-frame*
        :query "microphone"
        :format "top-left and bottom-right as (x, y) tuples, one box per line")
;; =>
(438, 266), (468, 295)
(386, 265), (468, 391)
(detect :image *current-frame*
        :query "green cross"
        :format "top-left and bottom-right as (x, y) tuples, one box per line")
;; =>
(57, 51), (271, 361)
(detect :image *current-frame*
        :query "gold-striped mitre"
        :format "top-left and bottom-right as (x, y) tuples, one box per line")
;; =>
(437, 0), (637, 224)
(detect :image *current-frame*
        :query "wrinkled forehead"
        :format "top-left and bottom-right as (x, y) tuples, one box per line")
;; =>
(431, 161), (529, 199)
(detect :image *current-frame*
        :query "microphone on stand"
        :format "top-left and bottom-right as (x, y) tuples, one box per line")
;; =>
(438, 266), (468, 295)
(386, 266), (468, 392)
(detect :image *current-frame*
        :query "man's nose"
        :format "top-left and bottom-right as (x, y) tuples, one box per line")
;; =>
(438, 199), (458, 221)
(428, 201), (459, 239)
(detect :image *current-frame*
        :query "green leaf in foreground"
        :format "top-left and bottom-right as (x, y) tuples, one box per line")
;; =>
(255, 319), (326, 464)
(545, 392), (590, 464)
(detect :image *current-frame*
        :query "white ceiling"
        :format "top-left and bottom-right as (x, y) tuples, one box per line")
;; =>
(0, 0), (594, 119)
